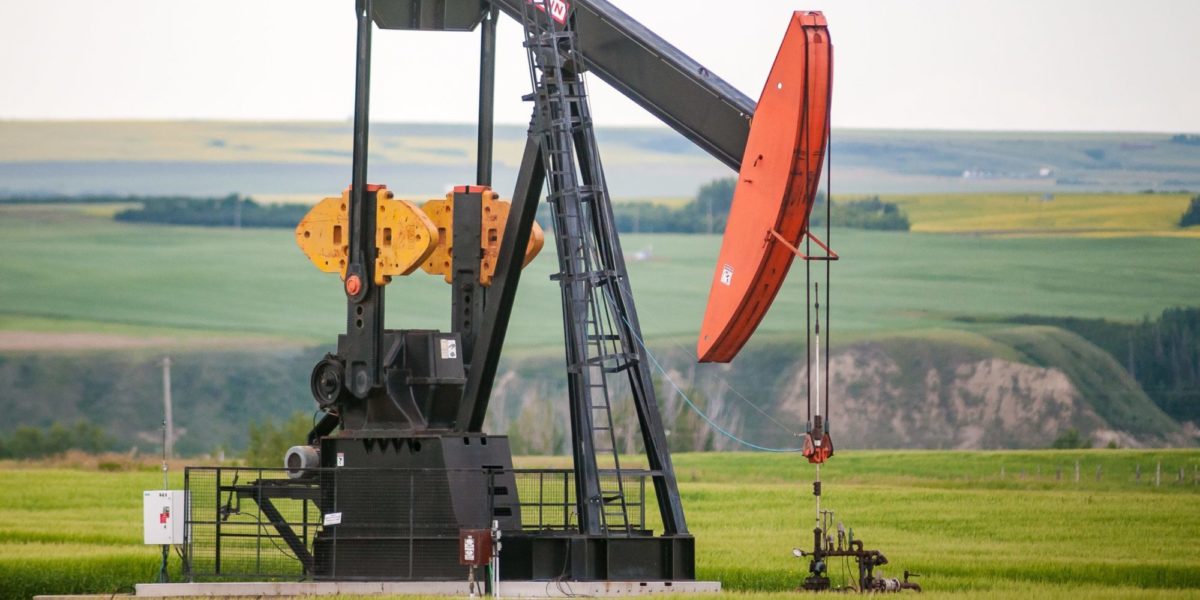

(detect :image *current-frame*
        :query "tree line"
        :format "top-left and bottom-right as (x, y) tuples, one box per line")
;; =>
(1007, 307), (1200, 423)
(7, 182), (911, 234)
(114, 194), (309, 228)
(607, 178), (910, 234)
(0, 420), (116, 459)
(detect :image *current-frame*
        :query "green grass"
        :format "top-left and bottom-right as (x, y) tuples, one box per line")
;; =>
(2, 451), (1199, 599)
(2, 205), (1199, 350)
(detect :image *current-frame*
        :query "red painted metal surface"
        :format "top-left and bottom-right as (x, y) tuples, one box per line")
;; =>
(697, 12), (832, 363)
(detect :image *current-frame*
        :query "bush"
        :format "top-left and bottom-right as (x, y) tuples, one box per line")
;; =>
(244, 412), (315, 467)
(1051, 428), (1092, 449)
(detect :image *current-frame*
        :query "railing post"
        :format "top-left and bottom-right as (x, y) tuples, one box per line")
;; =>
(331, 467), (338, 578)
(408, 470), (416, 580)
(214, 466), (222, 576)
(302, 484), (310, 579)
(488, 468), (496, 529)
(639, 475), (646, 531)
(255, 467), (264, 574)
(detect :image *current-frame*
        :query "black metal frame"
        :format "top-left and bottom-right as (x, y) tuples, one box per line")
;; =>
(276, 0), (762, 582)
(184, 466), (689, 582)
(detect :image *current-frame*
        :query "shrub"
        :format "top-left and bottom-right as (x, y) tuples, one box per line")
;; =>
(1180, 195), (1200, 228)
(1051, 428), (1092, 449)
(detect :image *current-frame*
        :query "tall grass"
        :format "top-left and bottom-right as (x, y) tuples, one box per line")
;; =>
(2, 451), (1198, 599)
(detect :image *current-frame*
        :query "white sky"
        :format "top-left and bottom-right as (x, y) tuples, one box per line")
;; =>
(1, 0), (1198, 132)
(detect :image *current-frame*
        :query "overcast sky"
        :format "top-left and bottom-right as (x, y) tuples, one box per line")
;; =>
(1, 0), (1197, 132)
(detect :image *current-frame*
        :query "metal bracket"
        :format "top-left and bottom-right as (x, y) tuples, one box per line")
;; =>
(769, 229), (838, 261)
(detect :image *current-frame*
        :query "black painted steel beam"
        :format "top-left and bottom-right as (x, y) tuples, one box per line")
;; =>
(342, 0), (387, 406)
(459, 132), (545, 431)
(489, 0), (754, 171)
(452, 190), (485, 361)
(477, 7), (498, 186)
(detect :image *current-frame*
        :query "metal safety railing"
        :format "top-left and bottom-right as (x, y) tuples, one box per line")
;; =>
(182, 466), (650, 581)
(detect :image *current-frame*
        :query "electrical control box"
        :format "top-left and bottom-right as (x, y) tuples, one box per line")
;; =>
(143, 490), (186, 545)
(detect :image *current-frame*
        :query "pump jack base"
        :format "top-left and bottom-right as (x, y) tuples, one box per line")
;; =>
(132, 580), (721, 598)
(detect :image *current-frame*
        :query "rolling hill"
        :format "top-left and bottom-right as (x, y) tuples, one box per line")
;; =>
(2, 121), (1199, 199)
(0, 204), (1196, 453)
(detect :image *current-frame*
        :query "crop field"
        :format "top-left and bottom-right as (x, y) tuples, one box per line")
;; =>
(1, 450), (1198, 599)
(885, 192), (1199, 237)
(2, 204), (1199, 350)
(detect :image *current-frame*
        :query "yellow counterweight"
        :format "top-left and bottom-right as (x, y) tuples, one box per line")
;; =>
(420, 188), (545, 287)
(295, 185), (439, 286)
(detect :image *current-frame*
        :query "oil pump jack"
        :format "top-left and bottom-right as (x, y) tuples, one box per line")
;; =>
(272, 0), (834, 584)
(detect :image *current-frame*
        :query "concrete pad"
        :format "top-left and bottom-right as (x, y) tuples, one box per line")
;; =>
(132, 580), (721, 598)
(35, 596), (131, 600)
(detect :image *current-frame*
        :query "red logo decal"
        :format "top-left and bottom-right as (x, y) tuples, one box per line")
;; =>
(528, 0), (570, 25)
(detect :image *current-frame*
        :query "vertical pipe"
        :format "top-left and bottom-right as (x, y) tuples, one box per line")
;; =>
(823, 52), (833, 427)
(814, 464), (821, 529)
(813, 333), (821, 419)
(477, 8), (498, 186)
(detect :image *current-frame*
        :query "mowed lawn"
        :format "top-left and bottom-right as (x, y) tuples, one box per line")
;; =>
(0, 450), (1198, 599)
(2, 204), (1199, 349)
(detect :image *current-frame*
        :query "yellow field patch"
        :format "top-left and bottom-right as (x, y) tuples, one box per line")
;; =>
(882, 193), (1198, 238)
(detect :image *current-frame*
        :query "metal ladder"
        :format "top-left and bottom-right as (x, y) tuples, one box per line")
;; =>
(520, 0), (632, 534)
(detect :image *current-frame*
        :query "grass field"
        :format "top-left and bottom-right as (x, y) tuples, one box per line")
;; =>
(2, 204), (1199, 350)
(1, 450), (1198, 599)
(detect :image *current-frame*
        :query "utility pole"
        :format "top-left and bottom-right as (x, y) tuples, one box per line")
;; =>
(161, 356), (174, 459)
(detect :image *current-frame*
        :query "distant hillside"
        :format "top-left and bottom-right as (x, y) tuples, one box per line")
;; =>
(0, 121), (1197, 198)
(997, 309), (1200, 423)
(0, 325), (1190, 457)
(488, 327), (1191, 454)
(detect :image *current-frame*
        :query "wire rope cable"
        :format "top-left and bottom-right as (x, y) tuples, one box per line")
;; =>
(603, 288), (802, 453)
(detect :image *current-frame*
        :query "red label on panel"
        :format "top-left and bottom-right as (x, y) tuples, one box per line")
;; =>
(528, 0), (570, 25)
